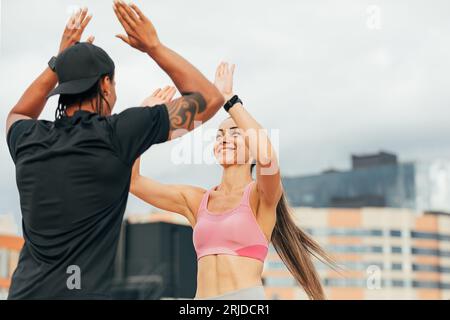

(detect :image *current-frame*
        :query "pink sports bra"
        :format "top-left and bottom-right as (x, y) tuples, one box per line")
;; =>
(192, 181), (269, 263)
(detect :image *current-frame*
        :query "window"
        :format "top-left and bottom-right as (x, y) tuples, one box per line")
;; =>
(411, 231), (450, 242)
(369, 230), (384, 236)
(340, 261), (383, 271)
(324, 278), (366, 288)
(412, 281), (440, 289)
(264, 277), (297, 287)
(411, 231), (438, 240)
(441, 283), (450, 290)
(412, 264), (439, 272)
(371, 246), (383, 253)
(391, 280), (405, 287)
(441, 266), (450, 273)
(310, 228), (383, 237)
(391, 263), (402, 271)
(412, 264), (450, 273)
(390, 230), (402, 237)
(412, 247), (439, 256)
(326, 245), (383, 254)
(412, 247), (450, 257)
(391, 246), (403, 254)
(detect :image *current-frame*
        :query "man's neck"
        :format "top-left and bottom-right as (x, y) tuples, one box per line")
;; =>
(65, 102), (96, 117)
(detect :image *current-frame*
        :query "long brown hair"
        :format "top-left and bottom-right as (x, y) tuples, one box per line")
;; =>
(251, 164), (337, 300)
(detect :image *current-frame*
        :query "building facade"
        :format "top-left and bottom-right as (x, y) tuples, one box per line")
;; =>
(2, 209), (449, 300)
(263, 208), (450, 299)
(129, 209), (450, 300)
(0, 235), (23, 299)
(283, 158), (450, 213)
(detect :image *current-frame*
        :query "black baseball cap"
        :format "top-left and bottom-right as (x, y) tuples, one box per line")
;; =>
(47, 42), (115, 98)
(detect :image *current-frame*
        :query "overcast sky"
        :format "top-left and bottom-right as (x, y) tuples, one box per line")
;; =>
(1, 0), (450, 224)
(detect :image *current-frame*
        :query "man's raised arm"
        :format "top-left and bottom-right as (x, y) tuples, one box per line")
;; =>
(6, 8), (94, 134)
(113, 1), (224, 139)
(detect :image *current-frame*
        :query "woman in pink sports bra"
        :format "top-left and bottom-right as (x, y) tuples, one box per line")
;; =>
(130, 63), (335, 300)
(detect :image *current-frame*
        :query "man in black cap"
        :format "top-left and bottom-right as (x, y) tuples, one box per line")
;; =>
(6, 3), (224, 299)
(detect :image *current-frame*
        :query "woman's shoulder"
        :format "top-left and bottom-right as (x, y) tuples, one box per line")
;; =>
(173, 185), (205, 224)
(181, 185), (208, 198)
(178, 185), (208, 215)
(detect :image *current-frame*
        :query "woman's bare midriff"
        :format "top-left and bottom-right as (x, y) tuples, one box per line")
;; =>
(195, 254), (264, 298)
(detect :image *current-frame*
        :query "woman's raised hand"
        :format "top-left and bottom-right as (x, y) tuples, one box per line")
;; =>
(214, 62), (236, 101)
(141, 86), (177, 107)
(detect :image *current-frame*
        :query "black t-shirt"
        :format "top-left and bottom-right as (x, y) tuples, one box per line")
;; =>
(6, 105), (170, 299)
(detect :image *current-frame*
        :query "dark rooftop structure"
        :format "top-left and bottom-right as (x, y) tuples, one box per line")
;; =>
(282, 152), (450, 212)
(351, 151), (398, 170)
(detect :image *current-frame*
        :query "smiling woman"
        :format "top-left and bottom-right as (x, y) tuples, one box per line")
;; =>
(130, 62), (337, 300)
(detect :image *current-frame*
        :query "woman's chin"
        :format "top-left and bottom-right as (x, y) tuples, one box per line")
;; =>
(217, 157), (237, 167)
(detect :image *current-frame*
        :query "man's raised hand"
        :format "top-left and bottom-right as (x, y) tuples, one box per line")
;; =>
(59, 7), (94, 54)
(113, 1), (161, 53)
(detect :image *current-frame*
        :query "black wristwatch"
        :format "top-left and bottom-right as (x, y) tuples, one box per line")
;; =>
(48, 56), (57, 72)
(223, 95), (242, 112)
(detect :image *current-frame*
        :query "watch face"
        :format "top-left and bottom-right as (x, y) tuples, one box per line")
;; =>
(224, 95), (241, 112)
(229, 95), (238, 105)
(48, 57), (57, 71)
(231, 95), (241, 105)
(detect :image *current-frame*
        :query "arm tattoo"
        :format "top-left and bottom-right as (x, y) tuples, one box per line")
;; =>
(166, 92), (207, 132)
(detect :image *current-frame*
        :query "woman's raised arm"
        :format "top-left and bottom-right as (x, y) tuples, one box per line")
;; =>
(214, 63), (282, 208)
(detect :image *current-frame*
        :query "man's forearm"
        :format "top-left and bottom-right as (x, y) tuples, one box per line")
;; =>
(146, 44), (224, 119)
(10, 67), (57, 119)
(147, 44), (214, 95)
